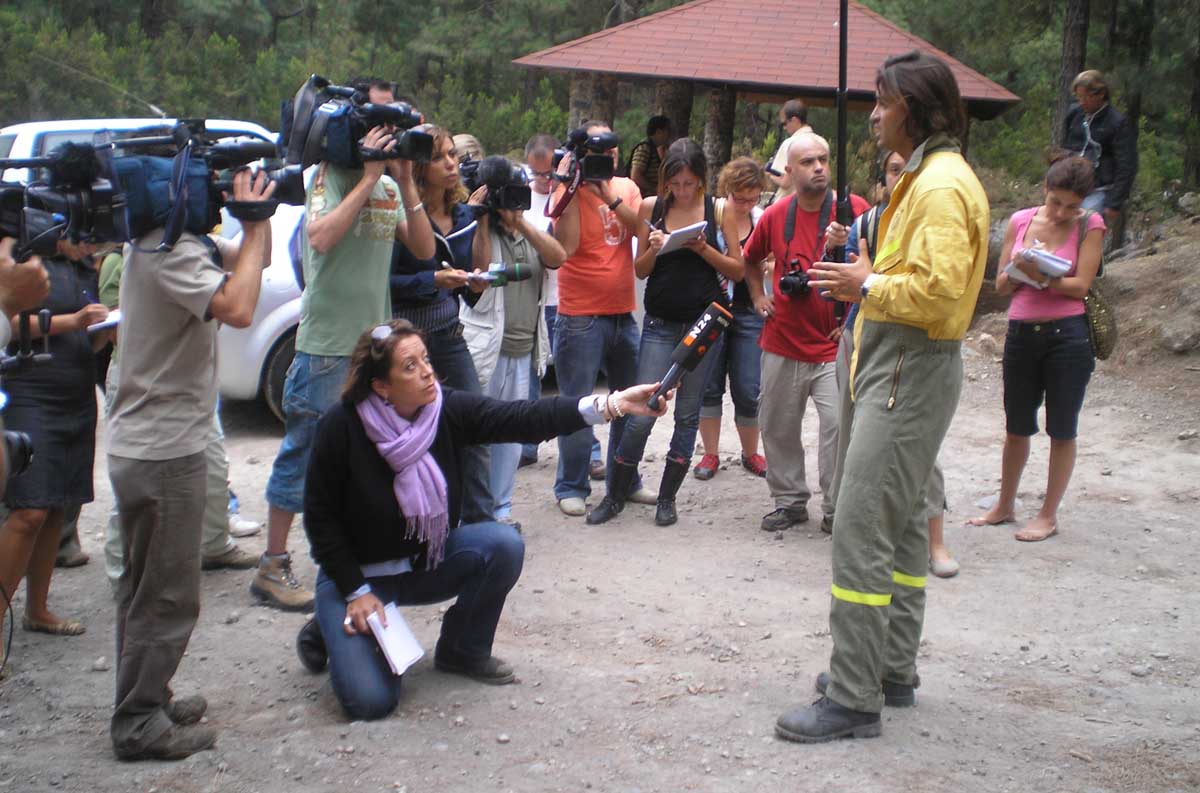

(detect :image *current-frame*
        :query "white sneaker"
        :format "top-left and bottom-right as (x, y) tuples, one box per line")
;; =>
(558, 497), (586, 517)
(629, 486), (658, 506)
(228, 512), (263, 538)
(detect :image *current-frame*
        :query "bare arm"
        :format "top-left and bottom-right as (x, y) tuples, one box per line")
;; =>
(514, 214), (566, 269)
(994, 219), (1018, 296)
(552, 190), (582, 259)
(634, 198), (661, 279)
(1046, 227), (1103, 299)
(389, 159), (435, 260)
(209, 171), (274, 328)
(307, 127), (390, 254)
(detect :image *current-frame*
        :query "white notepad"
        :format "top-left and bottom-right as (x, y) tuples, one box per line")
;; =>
(366, 603), (425, 676)
(655, 220), (707, 257)
(87, 309), (122, 333)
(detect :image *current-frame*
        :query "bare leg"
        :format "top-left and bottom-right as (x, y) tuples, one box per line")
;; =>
(25, 508), (72, 625)
(735, 424), (760, 458)
(698, 416), (721, 458)
(968, 433), (1028, 525)
(0, 508), (49, 644)
(1016, 438), (1075, 541)
(266, 505), (294, 556)
(928, 511), (959, 577)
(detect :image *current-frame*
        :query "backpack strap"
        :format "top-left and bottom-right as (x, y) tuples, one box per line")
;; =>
(783, 189), (833, 257)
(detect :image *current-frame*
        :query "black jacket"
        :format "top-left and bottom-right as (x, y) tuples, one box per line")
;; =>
(304, 390), (587, 598)
(1062, 102), (1138, 211)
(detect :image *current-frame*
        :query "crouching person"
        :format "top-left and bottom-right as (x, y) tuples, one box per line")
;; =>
(295, 319), (670, 720)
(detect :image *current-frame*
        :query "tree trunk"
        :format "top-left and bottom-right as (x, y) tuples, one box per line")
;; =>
(1185, 25), (1200, 189)
(654, 80), (694, 141)
(1052, 0), (1091, 148)
(140, 0), (171, 39)
(1116, 0), (1155, 246)
(568, 73), (593, 132)
(702, 86), (737, 191)
(590, 74), (619, 127)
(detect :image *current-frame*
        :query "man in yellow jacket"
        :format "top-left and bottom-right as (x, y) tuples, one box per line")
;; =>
(777, 51), (990, 742)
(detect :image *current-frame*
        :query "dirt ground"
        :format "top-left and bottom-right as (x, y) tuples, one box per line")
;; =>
(2, 239), (1199, 791)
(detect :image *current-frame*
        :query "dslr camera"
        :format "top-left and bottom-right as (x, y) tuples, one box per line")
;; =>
(778, 259), (811, 297)
(281, 75), (433, 170)
(553, 128), (618, 183)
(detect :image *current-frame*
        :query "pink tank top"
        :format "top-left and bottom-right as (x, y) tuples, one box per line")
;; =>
(1006, 207), (1106, 322)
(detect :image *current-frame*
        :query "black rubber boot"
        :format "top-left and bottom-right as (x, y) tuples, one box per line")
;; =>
(586, 459), (638, 525)
(296, 617), (328, 673)
(654, 458), (689, 526)
(814, 670), (919, 707)
(775, 696), (882, 743)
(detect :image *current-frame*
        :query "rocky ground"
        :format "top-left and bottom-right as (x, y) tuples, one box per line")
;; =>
(1, 226), (1198, 792)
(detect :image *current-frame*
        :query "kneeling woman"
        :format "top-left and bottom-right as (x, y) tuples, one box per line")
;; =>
(297, 320), (668, 720)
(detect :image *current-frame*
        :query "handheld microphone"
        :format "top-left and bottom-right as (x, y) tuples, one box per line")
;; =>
(647, 301), (733, 410)
(467, 262), (534, 286)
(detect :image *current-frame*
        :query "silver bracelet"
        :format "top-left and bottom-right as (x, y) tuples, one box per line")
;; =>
(405, 202), (425, 214)
(607, 392), (625, 419)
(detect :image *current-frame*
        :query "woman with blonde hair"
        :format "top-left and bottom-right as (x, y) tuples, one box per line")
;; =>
(694, 157), (770, 481)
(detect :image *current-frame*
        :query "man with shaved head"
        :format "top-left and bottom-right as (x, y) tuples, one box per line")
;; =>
(743, 133), (870, 533)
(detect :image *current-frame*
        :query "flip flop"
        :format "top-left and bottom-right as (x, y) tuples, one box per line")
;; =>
(22, 616), (86, 636)
(1015, 524), (1058, 542)
(966, 514), (1015, 526)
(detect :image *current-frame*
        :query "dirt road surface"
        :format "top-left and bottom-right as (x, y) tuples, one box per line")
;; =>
(1, 335), (1197, 793)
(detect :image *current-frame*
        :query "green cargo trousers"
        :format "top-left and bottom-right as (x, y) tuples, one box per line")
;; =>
(825, 319), (962, 714)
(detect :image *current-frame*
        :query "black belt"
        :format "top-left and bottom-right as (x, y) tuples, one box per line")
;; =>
(1008, 315), (1087, 334)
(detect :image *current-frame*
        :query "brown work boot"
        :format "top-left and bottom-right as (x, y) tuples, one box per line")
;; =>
(201, 544), (258, 571)
(250, 552), (314, 611)
(114, 724), (217, 762)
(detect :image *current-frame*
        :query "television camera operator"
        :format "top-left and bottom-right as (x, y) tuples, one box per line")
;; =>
(0, 239), (50, 496)
(107, 168), (276, 761)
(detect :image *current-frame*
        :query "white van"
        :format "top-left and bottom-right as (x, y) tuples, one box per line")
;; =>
(0, 118), (304, 421)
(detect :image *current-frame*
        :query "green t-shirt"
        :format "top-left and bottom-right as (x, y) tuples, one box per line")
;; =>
(498, 230), (543, 358)
(296, 164), (404, 357)
(98, 250), (124, 308)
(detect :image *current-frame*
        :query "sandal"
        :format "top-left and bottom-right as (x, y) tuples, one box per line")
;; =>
(966, 513), (1015, 526)
(22, 616), (86, 636)
(1015, 523), (1058, 542)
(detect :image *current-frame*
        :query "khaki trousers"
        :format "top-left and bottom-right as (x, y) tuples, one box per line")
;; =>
(758, 351), (839, 518)
(825, 320), (962, 713)
(109, 452), (206, 754)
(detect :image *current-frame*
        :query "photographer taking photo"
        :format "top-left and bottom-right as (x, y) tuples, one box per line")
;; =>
(107, 168), (277, 761)
(263, 76), (435, 611)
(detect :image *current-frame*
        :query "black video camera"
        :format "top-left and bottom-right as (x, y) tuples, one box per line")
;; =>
(778, 259), (811, 297)
(281, 75), (433, 170)
(0, 122), (304, 255)
(474, 156), (532, 215)
(553, 128), (618, 183)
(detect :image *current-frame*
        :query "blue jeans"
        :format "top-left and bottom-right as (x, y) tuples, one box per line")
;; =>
(700, 305), (764, 427)
(616, 314), (719, 466)
(425, 323), (494, 524)
(539, 305), (601, 465)
(553, 313), (641, 500)
(314, 521), (525, 721)
(266, 352), (350, 513)
(486, 354), (532, 520)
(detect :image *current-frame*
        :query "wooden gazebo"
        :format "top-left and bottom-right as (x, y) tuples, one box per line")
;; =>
(514, 0), (1019, 175)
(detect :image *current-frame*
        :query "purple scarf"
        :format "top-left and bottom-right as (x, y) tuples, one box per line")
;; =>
(356, 385), (449, 569)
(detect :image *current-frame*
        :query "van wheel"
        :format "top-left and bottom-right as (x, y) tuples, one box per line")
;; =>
(263, 330), (296, 424)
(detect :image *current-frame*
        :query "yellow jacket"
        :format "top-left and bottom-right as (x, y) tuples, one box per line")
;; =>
(858, 134), (990, 341)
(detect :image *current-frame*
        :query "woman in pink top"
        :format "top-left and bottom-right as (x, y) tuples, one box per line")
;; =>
(970, 155), (1105, 542)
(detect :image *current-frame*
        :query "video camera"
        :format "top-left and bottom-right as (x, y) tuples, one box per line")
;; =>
(553, 128), (618, 184)
(280, 75), (433, 170)
(471, 156), (532, 216)
(0, 121), (304, 256)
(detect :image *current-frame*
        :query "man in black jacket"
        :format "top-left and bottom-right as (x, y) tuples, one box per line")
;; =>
(1063, 70), (1137, 239)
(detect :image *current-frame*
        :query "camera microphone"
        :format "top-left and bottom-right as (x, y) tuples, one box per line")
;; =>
(647, 301), (733, 410)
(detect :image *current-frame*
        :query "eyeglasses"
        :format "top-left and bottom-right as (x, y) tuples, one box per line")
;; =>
(729, 192), (762, 206)
(371, 324), (392, 342)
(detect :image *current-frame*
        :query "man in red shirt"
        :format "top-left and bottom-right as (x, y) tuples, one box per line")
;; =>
(744, 133), (868, 533)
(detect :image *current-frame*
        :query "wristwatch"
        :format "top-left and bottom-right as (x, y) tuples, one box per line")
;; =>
(607, 196), (623, 211)
(861, 273), (878, 298)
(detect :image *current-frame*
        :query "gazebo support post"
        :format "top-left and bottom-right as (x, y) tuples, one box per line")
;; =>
(655, 79), (695, 141)
(702, 85), (737, 190)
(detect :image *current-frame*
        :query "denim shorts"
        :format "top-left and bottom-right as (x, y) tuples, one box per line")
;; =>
(265, 352), (350, 513)
(1002, 314), (1094, 440)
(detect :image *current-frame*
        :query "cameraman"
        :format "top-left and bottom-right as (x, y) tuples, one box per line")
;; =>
(107, 169), (274, 761)
(263, 78), (435, 611)
(0, 238), (50, 496)
(742, 133), (868, 534)
(551, 121), (653, 517)
(461, 156), (565, 528)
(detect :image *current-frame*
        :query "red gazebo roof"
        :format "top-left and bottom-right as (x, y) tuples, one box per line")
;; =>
(514, 0), (1019, 119)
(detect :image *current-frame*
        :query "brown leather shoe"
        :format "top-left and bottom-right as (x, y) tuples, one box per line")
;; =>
(115, 724), (217, 761)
